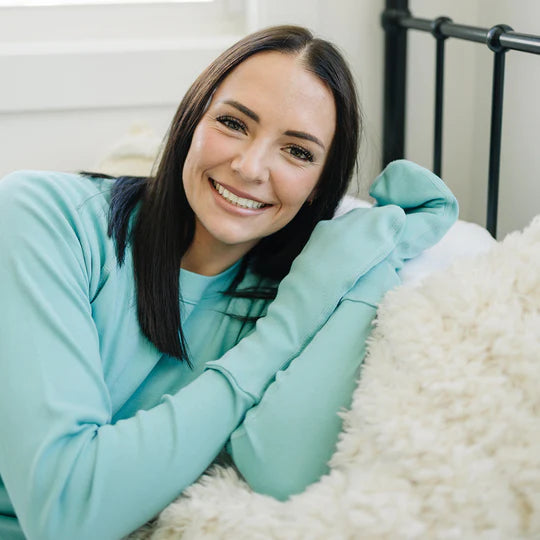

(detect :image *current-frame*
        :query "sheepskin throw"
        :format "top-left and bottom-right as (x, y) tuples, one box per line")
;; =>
(129, 216), (540, 540)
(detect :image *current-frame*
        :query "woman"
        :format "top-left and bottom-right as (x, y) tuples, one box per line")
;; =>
(0, 26), (457, 540)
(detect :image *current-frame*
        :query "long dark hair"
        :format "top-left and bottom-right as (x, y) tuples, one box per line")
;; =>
(108, 25), (361, 363)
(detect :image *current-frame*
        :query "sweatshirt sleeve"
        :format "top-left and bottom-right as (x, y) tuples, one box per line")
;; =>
(227, 160), (458, 500)
(0, 172), (252, 540)
(370, 159), (459, 267)
(227, 262), (399, 500)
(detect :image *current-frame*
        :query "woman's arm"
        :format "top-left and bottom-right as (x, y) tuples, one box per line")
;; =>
(227, 262), (398, 500)
(0, 172), (253, 540)
(0, 171), (407, 540)
(227, 160), (458, 500)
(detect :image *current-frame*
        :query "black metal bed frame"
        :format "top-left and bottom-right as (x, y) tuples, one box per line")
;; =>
(382, 0), (540, 238)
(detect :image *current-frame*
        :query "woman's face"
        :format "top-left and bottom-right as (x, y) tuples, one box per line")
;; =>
(182, 50), (336, 273)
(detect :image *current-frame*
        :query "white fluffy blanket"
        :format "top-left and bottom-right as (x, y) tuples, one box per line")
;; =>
(130, 216), (540, 540)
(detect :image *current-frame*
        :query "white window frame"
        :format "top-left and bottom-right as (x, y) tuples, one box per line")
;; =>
(0, 1), (214, 6)
(0, 0), (248, 112)
(0, 0), (315, 113)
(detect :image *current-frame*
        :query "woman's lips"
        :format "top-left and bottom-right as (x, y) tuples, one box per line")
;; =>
(210, 178), (269, 204)
(209, 178), (271, 210)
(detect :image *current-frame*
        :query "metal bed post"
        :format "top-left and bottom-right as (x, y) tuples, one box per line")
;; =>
(486, 25), (513, 237)
(431, 17), (451, 177)
(381, 0), (409, 167)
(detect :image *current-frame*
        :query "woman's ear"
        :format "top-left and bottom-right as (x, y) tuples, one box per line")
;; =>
(306, 187), (317, 205)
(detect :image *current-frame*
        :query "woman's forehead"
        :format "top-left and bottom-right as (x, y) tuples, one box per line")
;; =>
(211, 51), (336, 142)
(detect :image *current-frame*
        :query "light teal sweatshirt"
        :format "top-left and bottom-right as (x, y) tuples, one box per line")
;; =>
(0, 161), (457, 540)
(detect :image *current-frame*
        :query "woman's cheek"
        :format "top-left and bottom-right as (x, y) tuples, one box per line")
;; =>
(191, 123), (225, 159)
(280, 169), (320, 207)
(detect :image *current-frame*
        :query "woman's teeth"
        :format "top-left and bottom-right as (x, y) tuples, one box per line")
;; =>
(212, 180), (267, 209)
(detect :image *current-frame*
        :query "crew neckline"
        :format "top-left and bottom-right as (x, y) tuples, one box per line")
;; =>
(179, 259), (242, 305)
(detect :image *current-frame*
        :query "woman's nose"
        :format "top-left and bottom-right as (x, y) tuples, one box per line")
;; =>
(231, 141), (270, 184)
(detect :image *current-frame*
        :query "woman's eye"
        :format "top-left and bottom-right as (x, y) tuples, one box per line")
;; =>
(285, 145), (314, 163)
(216, 115), (247, 133)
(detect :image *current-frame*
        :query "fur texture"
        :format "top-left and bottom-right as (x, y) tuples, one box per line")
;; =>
(128, 216), (540, 540)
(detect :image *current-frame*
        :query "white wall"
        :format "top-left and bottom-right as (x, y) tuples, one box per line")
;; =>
(0, 1), (246, 175)
(408, 0), (540, 237)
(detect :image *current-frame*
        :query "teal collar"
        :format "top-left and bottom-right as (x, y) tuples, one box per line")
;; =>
(179, 259), (242, 304)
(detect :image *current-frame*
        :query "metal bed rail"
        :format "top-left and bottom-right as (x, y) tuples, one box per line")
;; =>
(382, 0), (540, 238)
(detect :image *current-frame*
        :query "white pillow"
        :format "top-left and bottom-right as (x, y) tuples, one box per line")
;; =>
(95, 123), (162, 177)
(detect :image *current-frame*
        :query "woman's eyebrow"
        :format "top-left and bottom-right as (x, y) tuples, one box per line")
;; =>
(284, 130), (325, 150)
(222, 99), (326, 151)
(223, 100), (260, 122)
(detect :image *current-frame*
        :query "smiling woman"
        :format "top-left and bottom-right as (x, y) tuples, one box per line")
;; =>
(182, 51), (336, 275)
(0, 25), (457, 540)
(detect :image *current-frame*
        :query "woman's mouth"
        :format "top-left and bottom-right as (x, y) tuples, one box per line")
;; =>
(210, 179), (270, 210)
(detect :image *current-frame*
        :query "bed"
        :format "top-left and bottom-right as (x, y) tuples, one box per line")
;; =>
(120, 3), (540, 538)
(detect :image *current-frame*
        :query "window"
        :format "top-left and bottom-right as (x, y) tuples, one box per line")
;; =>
(0, 1), (213, 5)
(0, 0), (246, 43)
(0, 0), (248, 112)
